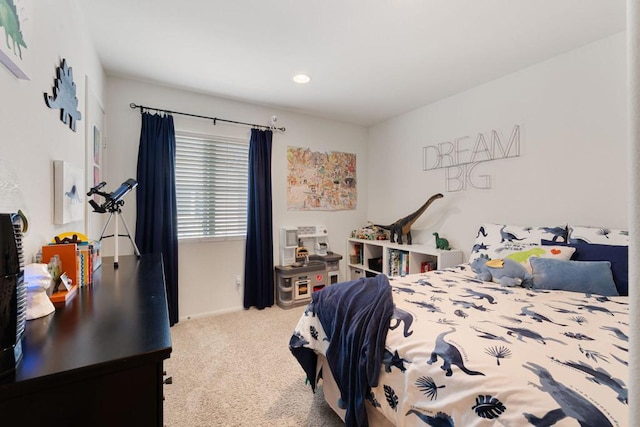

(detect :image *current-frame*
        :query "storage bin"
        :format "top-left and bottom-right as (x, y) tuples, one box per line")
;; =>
(368, 257), (382, 272)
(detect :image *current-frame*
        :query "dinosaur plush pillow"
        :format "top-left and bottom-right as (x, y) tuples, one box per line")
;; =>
(541, 239), (629, 296)
(530, 257), (619, 296)
(469, 223), (568, 263)
(470, 257), (533, 287)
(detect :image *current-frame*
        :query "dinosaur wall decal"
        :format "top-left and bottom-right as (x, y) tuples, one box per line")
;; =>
(44, 58), (82, 132)
(372, 193), (443, 244)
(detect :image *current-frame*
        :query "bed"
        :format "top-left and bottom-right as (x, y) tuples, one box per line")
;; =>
(289, 223), (629, 427)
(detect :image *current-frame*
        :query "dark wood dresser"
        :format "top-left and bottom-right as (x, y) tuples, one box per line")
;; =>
(0, 254), (172, 426)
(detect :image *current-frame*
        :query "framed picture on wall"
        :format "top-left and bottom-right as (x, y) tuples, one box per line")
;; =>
(53, 160), (85, 224)
(0, 0), (31, 80)
(286, 146), (357, 211)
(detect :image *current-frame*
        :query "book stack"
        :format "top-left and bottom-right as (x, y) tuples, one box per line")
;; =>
(421, 261), (436, 273)
(350, 243), (363, 265)
(400, 251), (409, 276)
(76, 241), (98, 287)
(388, 249), (409, 277)
(388, 250), (399, 276)
(42, 240), (101, 289)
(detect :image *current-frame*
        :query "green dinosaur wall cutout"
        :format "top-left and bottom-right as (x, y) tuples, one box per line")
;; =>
(373, 193), (443, 244)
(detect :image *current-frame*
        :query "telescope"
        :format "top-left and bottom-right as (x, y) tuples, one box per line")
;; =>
(87, 179), (140, 267)
(87, 178), (138, 214)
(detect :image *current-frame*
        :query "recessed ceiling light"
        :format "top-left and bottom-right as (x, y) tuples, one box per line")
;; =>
(293, 74), (311, 84)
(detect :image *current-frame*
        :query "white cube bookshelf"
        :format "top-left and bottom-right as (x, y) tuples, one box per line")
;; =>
(347, 238), (463, 280)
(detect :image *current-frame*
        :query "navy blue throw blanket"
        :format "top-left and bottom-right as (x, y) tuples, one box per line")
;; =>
(290, 275), (394, 427)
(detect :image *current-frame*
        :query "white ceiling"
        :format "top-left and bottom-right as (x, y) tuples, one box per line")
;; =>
(77, 0), (626, 127)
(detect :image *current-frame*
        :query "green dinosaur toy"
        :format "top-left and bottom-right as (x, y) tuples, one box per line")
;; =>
(433, 232), (450, 250)
(373, 193), (443, 245)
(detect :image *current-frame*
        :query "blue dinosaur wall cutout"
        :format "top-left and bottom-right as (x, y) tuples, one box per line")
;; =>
(44, 58), (82, 132)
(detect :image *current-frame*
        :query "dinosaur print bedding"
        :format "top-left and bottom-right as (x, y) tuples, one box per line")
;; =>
(290, 265), (629, 427)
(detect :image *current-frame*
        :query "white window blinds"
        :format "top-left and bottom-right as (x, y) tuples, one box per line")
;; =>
(175, 133), (249, 240)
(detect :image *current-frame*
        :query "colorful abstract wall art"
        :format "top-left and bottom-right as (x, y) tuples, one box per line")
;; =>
(286, 146), (357, 211)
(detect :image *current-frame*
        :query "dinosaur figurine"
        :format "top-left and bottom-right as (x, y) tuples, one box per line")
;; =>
(433, 232), (450, 250)
(373, 193), (443, 244)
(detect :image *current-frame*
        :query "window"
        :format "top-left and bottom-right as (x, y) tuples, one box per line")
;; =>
(175, 133), (249, 240)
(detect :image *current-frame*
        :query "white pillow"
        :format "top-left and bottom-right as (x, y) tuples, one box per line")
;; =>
(469, 223), (568, 263)
(568, 226), (629, 245)
(504, 245), (576, 273)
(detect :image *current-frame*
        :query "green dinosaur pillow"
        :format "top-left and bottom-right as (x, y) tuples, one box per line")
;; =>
(505, 245), (576, 273)
(469, 223), (569, 263)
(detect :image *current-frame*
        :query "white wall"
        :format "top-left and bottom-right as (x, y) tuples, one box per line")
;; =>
(104, 77), (368, 318)
(367, 33), (628, 260)
(628, 1), (639, 425)
(0, 1), (104, 259)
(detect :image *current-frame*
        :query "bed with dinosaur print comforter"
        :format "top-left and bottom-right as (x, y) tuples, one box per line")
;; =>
(289, 265), (629, 427)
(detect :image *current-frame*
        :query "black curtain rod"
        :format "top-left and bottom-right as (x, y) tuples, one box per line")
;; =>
(129, 103), (286, 132)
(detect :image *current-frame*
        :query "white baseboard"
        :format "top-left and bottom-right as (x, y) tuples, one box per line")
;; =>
(179, 306), (243, 321)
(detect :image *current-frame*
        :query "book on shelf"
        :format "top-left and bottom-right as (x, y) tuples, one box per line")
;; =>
(388, 249), (399, 277)
(401, 251), (409, 276)
(352, 243), (363, 265)
(388, 249), (409, 277)
(91, 240), (102, 271)
(77, 242), (95, 286)
(421, 261), (435, 273)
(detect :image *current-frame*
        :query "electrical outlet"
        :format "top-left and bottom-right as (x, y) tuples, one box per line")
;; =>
(235, 275), (241, 287)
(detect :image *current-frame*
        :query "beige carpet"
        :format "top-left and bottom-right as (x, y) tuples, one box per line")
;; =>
(163, 304), (344, 426)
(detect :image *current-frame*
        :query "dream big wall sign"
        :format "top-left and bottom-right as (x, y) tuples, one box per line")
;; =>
(422, 124), (521, 192)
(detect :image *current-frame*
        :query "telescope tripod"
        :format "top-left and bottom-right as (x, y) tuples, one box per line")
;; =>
(98, 203), (141, 268)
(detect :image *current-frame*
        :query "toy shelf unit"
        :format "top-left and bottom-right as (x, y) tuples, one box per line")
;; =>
(347, 238), (463, 280)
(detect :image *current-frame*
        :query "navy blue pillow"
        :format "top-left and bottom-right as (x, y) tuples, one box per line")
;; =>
(541, 239), (628, 296)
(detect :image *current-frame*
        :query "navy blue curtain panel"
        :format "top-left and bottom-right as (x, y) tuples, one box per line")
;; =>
(135, 112), (179, 326)
(243, 129), (274, 309)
